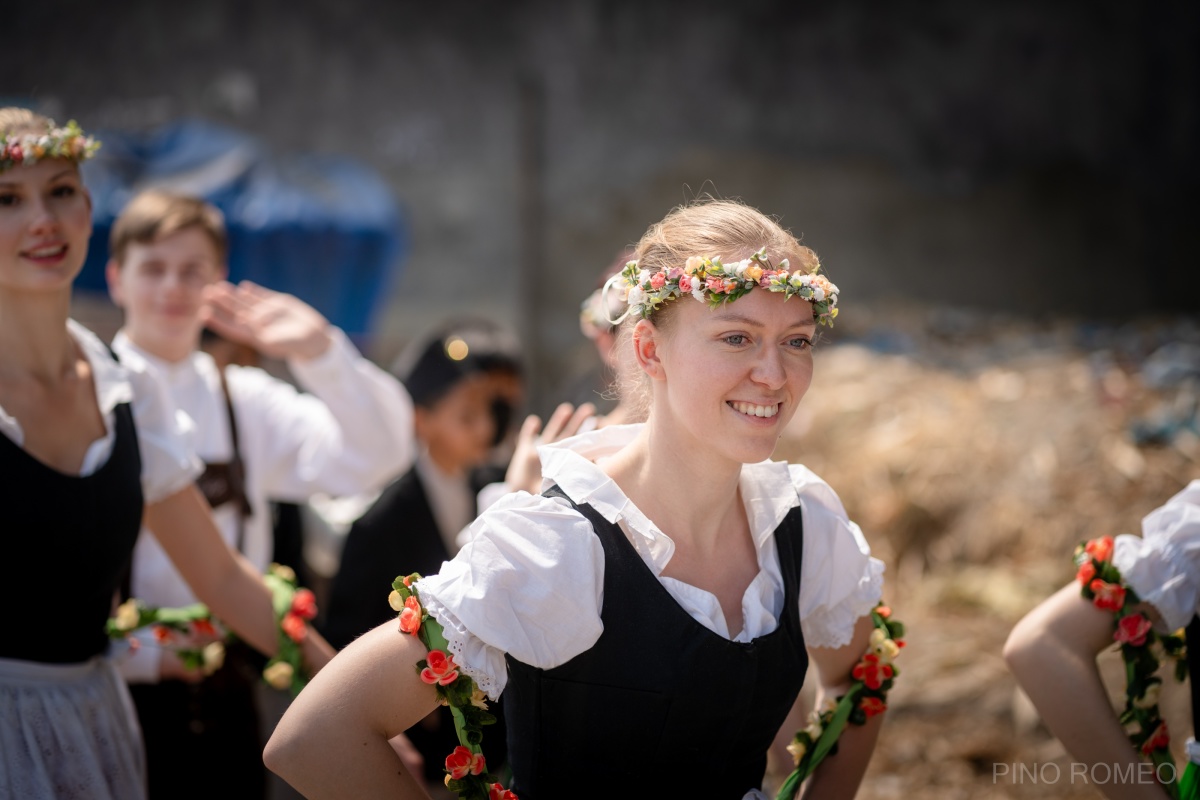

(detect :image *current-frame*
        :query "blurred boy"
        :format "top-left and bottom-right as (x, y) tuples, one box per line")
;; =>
(105, 189), (414, 799)
(321, 319), (510, 792)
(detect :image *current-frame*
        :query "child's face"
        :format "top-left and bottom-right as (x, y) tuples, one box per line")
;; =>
(106, 226), (225, 359)
(417, 374), (497, 475)
(0, 160), (92, 295)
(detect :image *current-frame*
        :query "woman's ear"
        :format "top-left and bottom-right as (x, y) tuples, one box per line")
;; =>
(632, 319), (664, 381)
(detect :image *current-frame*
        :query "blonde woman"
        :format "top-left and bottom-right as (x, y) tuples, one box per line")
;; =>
(266, 199), (887, 799)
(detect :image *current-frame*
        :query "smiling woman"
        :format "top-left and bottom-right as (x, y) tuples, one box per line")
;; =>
(0, 107), (334, 800)
(265, 198), (890, 800)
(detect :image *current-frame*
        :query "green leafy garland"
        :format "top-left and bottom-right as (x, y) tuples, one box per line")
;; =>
(775, 602), (904, 800)
(1073, 536), (1189, 798)
(107, 562), (317, 696)
(390, 573), (517, 800)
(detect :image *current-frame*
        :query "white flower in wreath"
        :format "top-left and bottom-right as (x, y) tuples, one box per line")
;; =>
(627, 285), (646, 307)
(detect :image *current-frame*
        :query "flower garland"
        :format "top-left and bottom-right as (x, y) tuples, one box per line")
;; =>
(612, 247), (840, 327)
(775, 602), (904, 799)
(0, 119), (100, 172)
(1074, 535), (1189, 798)
(390, 573), (517, 800)
(107, 563), (318, 696)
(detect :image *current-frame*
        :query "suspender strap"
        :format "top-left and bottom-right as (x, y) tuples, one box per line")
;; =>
(216, 365), (253, 554)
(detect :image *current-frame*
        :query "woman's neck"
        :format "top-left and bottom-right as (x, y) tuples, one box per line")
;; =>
(603, 418), (745, 552)
(0, 289), (76, 383)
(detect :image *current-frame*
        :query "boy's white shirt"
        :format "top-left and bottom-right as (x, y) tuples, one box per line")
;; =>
(112, 327), (415, 682)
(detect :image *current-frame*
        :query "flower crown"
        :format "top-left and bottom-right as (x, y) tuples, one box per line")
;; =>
(608, 246), (840, 327)
(0, 120), (100, 172)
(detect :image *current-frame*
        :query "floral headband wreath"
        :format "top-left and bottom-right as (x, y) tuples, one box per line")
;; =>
(604, 246), (840, 327)
(0, 119), (100, 172)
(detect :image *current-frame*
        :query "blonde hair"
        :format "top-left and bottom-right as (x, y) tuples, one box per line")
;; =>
(109, 189), (229, 266)
(0, 107), (56, 139)
(616, 198), (820, 414)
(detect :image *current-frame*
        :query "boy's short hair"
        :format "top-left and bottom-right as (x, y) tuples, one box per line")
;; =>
(109, 189), (229, 266)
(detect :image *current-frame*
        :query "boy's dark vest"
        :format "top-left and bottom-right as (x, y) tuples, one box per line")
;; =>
(503, 485), (809, 799)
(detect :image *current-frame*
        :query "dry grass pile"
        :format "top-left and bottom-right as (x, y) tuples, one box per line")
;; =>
(774, 305), (1198, 798)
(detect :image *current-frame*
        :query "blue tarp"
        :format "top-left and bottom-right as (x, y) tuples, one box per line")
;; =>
(77, 119), (406, 338)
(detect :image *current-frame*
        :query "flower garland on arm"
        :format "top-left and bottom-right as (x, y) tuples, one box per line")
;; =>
(107, 563), (319, 696)
(1073, 536), (1190, 799)
(775, 602), (904, 800)
(389, 573), (517, 800)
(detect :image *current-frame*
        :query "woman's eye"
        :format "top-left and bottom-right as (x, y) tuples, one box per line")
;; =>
(0, 193), (18, 207)
(724, 334), (747, 346)
(788, 337), (812, 351)
(51, 185), (77, 198)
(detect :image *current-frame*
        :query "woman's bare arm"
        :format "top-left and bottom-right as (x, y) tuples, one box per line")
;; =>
(144, 484), (333, 671)
(1004, 583), (1170, 800)
(799, 613), (884, 799)
(264, 620), (442, 798)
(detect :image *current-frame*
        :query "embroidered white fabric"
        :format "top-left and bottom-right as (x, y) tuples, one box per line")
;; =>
(418, 423), (884, 697)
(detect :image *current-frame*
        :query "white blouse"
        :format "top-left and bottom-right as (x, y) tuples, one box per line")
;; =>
(0, 320), (199, 502)
(1113, 479), (1200, 633)
(417, 423), (885, 700)
(112, 327), (414, 682)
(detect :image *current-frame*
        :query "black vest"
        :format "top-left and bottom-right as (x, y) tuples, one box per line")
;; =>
(1, 402), (143, 663)
(503, 485), (809, 799)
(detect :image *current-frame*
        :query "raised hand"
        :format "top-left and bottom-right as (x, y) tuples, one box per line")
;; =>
(200, 280), (333, 361)
(504, 401), (597, 495)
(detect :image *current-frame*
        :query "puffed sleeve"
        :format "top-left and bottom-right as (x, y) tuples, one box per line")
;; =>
(415, 490), (606, 699)
(125, 362), (203, 503)
(1113, 480), (1200, 633)
(792, 465), (886, 649)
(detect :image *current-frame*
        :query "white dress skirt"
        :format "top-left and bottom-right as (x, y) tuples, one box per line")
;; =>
(0, 655), (146, 800)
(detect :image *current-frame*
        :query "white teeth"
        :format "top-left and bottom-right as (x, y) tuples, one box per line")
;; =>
(27, 245), (65, 258)
(731, 401), (779, 418)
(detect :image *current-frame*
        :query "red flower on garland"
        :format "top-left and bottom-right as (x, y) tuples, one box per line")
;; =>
(281, 612), (308, 643)
(153, 625), (173, 644)
(860, 696), (887, 717)
(421, 649), (460, 686)
(1140, 722), (1170, 755)
(851, 653), (894, 691)
(290, 588), (318, 621)
(192, 618), (218, 638)
(1075, 560), (1096, 586)
(1113, 614), (1153, 647)
(1089, 579), (1126, 612)
(399, 595), (422, 635)
(444, 745), (486, 780)
(1084, 535), (1114, 564)
(489, 783), (518, 800)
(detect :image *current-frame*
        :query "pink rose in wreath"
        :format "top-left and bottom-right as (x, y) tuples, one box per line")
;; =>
(1113, 614), (1153, 647)
(1084, 535), (1114, 564)
(490, 783), (519, 800)
(1089, 579), (1126, 612)
(281, 612), (308, 643)
(421, 650), (460, 686)
(851, 653), (894, 691)
(290, 588), (318, 621)
(399, 596), (423, 635)
(444, 745), (486, 780)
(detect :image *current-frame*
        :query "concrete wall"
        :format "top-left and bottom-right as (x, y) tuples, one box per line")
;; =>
(7, 0), (1198, 407)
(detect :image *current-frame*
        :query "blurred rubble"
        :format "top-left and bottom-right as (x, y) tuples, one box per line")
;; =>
(776, 302), (1198, 798)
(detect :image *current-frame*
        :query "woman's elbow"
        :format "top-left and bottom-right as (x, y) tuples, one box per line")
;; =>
(263, 725), (307, 784)
(1002, 613), (1045, 682)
